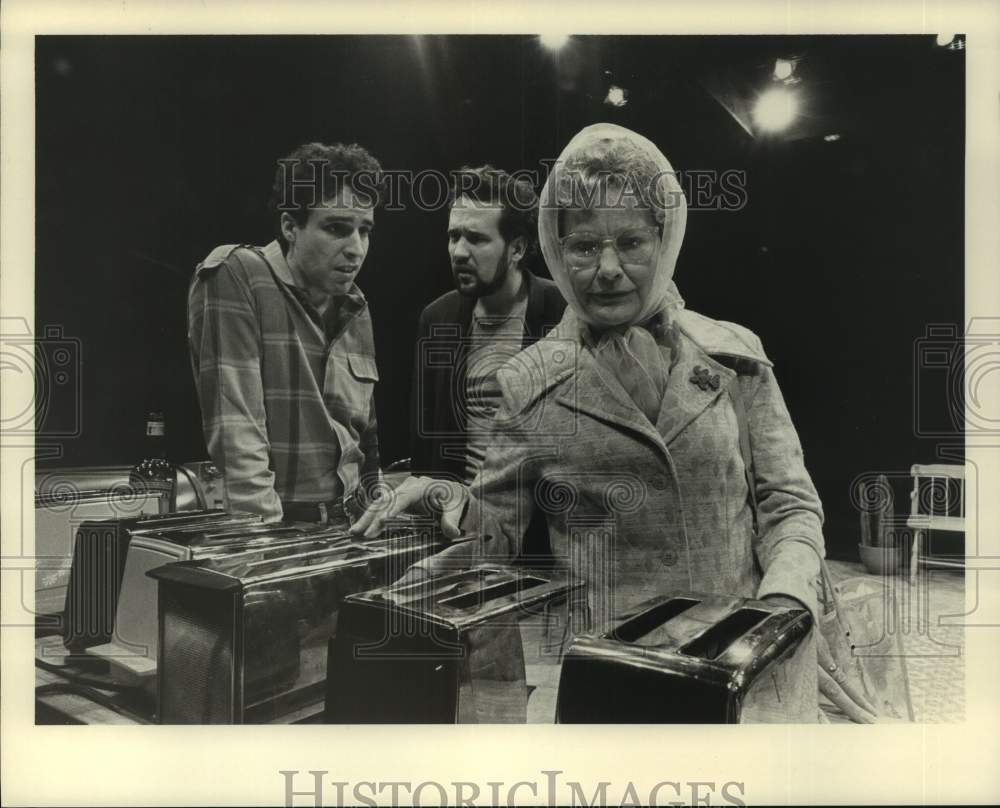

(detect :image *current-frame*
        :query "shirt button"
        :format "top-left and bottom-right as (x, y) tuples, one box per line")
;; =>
(651, 474), (670, 491)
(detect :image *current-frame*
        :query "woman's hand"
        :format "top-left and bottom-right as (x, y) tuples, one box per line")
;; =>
(349, 475), (469, 540)
(816, 632), (879, 722)
(762, 594), (880, 723)
(760, 594), (804, 611)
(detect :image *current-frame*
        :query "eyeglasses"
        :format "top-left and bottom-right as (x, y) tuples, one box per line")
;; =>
(558, 226), (661, 270)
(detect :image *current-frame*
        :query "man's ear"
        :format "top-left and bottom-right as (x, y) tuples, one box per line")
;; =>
(508, 235), (527, 266)
(280, 212), (299, 246)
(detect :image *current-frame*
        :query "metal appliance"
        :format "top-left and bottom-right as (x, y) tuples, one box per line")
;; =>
(62, 509), (260, 650)
(555, 592), (813, 723)
(326, 565), (583, 723)
(150, 526), (444, 723)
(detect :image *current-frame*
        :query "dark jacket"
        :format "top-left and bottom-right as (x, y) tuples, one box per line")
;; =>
(409, 270), (565, 564)
(410, 270), (566, 480)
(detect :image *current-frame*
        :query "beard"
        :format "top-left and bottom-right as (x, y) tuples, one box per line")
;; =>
(453, 248), (511, 298)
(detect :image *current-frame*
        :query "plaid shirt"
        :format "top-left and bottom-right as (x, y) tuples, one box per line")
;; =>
(188, 240), (380, 522)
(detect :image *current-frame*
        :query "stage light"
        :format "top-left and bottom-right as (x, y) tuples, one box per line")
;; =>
(753, 87), (798, 133)
(604, 85), (628, 107)
(936, 34), (956, 47)
(824, 133), (841, 142)
(539, 33), (570, 51)
(773, 59), (795, 81)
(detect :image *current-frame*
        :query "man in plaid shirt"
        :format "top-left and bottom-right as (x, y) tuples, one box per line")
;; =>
(188, 142), (383, 525)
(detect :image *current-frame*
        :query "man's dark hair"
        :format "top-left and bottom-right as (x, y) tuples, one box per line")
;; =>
(269, 142), (384, 247)
(450, 165), (539, 268)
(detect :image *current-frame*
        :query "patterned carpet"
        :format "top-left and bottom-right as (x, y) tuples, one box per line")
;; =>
(826, 560), (965, 723)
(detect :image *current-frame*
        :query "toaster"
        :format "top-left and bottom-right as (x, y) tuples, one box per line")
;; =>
(61, 509), (260, 651)
(555, 592), (813, 723)
(325, 565), (583, 723)
(86, 521), (335, 682)
(34, 465), (173, 621)
(149, 526), (445, 723)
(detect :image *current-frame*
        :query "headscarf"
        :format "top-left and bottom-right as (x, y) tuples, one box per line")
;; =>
(538, 122), (688, 328)
(538, 124), (688, 422)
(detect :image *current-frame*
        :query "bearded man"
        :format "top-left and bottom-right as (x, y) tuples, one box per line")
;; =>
(409, 165), (565, 483)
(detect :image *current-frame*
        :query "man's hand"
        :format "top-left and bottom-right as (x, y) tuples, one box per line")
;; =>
(349, 475), (469, 540)
(393, 564), (433, 589)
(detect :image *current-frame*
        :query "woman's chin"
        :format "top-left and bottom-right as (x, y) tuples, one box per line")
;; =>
(584, 297), (640, 327)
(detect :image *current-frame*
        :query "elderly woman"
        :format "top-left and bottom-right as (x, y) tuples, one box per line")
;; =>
(356, 123), (844, 722)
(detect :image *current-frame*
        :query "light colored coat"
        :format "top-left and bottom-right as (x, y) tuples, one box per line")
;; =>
(417, 121), (826, 720)
(439, 304), (826, 629)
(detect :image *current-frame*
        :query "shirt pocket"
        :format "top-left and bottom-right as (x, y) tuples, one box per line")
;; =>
(346, 352), (379, 384)
(345, 352), (379, 419)
(325, 351), (379, 432)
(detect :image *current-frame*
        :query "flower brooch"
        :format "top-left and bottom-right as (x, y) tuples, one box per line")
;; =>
(690, 365), (721, 392)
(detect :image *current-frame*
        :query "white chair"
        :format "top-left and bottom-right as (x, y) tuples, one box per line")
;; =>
(907, 463), (965, 582)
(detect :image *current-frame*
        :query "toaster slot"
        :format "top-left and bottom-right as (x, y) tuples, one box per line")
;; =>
(679, 607), (769, 660)
(608, 597), (700, 645)
(438, 575), (548, 609)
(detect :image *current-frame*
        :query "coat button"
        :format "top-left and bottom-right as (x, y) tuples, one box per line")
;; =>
(651, 474), (669, 491)
(661, 548), (678, 567)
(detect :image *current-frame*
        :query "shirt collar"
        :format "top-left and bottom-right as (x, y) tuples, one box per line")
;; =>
(262, 240), (295, 284)
(260, 240), (368, 308)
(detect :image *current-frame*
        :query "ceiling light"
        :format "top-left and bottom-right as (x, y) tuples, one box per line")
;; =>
(539, 33), (570, 51)
(604, 85), (628, 107)
(753, 87), (798, 133)
(773, 59), (795, 81)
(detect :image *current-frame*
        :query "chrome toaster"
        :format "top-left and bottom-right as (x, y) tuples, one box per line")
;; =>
(85, 521), (334, 682)
(150, 527), (445, 724)
(325, 565), (583, 724)
(61, 509), (261, 651)
(555, 592), (813, 723)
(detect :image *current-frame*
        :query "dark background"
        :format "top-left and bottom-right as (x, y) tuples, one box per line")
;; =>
(34, 35), (964, 560)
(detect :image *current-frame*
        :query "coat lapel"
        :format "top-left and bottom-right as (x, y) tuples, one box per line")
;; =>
(544, 308), (737, 455)
(513, 307), (765, 462)
(655, 334), (736, 445)
(555, 344), (669, 456)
